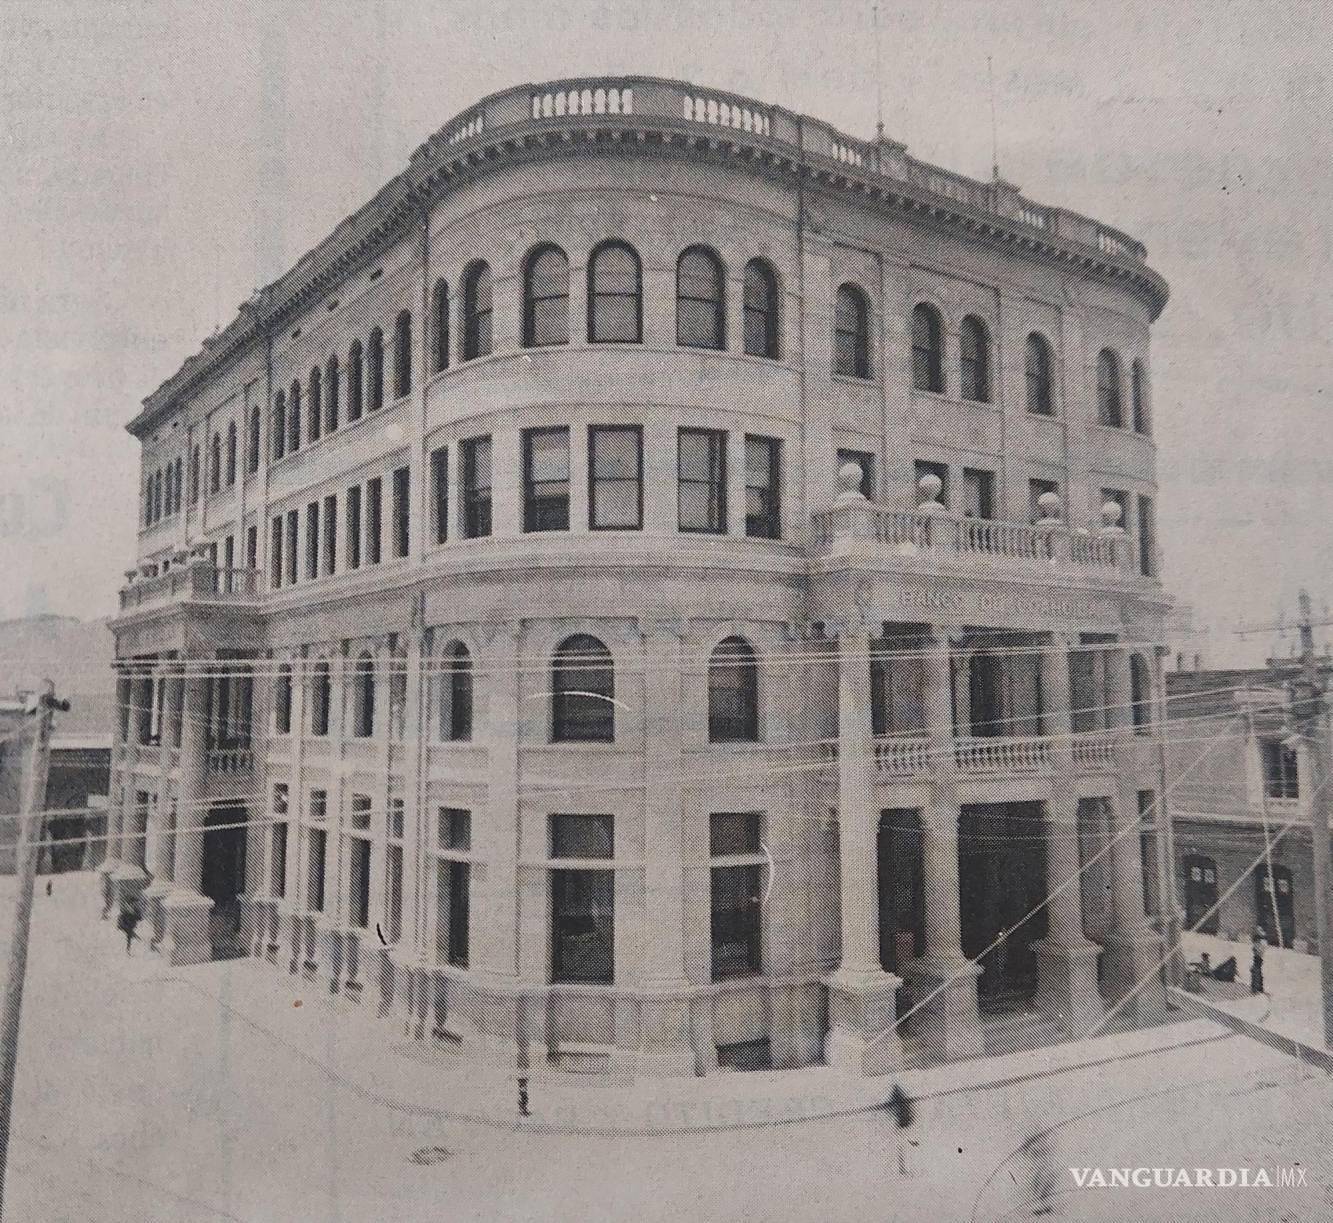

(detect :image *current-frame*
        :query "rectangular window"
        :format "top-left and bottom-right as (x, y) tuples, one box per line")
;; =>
(1029, 478), (1059, 524)
(223, 534), (235, 573)
(366, 477), (382, 565)
(836, 449), (874, 499)
(270, 821), (287, 899)
(589, 425), (643, 530)
(346, 485), (361, 570)
(385, 844), (403, 944)
(1137, 494), (1156, 576)
(307, 827), (326, 913)
(710, 813), (762, 981)
(915, 460), (950, 509)
(323, 494), (337, 576)
(461, 436), (492, 539)
(440, 807), (471, 851)
(246, 525), (258, 571)
(963, 468), (995, 520)
(522, 427), (570, 532)
(709, 811), (762, 856)
(1262, 739), (1299, 799)
(744, 435), (782, 539)
(305, 502), (319, 581)
(388, 797), (405, 840)
(430, 445), (449, 544)
(550, 814), (614, 984)
(349, 837), (371, 929)
(273, 783), (289, 817)
(350, 793), (372, 831)
(436, 858), (470, 968)
(270, 516), (283, 589)
(309, 788), (327, 822)
(392, 466), (410, 558)
(285, 510), (299, 585)
(679, 428), (727, 533)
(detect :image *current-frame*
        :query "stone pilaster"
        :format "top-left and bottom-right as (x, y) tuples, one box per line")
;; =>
(165, 665), (213, 965)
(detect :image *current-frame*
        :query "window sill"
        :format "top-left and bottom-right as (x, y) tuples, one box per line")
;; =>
(831, 373), (876, 387)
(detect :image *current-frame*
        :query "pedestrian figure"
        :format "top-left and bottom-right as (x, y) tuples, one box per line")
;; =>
(517, 1076), (530, 1118)
(885, 1084), (915, 1176)
(1251, 927), (1266, 995)
(117, 895), (141, 954)
(1022, 1129), (1058, 1216)
(45, 879), (52, 897)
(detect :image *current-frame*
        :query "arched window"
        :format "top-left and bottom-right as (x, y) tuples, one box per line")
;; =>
(522, 244), (570, 347)
(439, 642), (473, 741)
(367, 329), (384, 411)
(709, 637), (759, 742)
(209, 433), (222, 493)
(393, 309), (412, 398)
(311, 660), (331, 736)
(308, 367), (322, 442)
(190, 444), (201, 502)
(248, 406), (261, 473)
(288, 379), (301, 452)
(677, 246), (725, 349)
(174, 457), (184, 512)
(325, 355), (339, 433)
(431, 279), (449, 374)
(275, 664), (292, 735)
(352, 651), (375, 738)
(587, 241), (641, 343)
(1097, 349), (1123, 427)
(155, 469), (164, 519)
(225, 422), (238, 485)
(162, 464), (173, 517)
(552, 634), (615, 742)
(1130, 654), (1151, 733)
(911, 303), (943, 393)
(743, 259), (779, 359)
(272, 391), (286, 460)
(1025, 332), (1053, 416)
(835, 284), (871, 379)
(959, 315), (990, 403)
(347, 340), (363, 422)
(1131, 359), (1148, 434)
(462, 262), (492, 360)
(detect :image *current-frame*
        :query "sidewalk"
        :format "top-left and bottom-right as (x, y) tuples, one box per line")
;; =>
(44, 873), (1226, 1136)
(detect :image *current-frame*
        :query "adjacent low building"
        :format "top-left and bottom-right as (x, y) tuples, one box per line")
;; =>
(106, 75), (1175, 1076)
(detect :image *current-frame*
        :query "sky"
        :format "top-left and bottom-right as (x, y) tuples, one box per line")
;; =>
(1, 0), (1328, 665)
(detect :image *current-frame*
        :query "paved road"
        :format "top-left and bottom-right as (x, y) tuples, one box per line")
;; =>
(4, 877), (1331, 1222)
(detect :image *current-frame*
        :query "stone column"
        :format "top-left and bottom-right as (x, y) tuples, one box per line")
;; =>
(1032, 634), (1106, 1035)
(101, 670), (133, 915)
(164, 665), (214, 965)
(110, 667), (152, 907)
(825, 619), (902, 1075)
(1101, 644), (1166, 1020)
(143, 663), (181, 950)
(904, 630), (984, 1060)
(637, 616), (695, 1075)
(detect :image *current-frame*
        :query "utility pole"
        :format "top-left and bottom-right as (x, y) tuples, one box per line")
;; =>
(0, 680), (68, 1222)
(1284, 592), (1333, 1048)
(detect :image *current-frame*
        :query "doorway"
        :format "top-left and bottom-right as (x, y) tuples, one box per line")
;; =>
(1255, 864), (1295, 947)
(202, 805), (248, 959)
(958, 803), (1049, 1011)
(878, 809), (924, 974)
(1183, 854), (1219, 934)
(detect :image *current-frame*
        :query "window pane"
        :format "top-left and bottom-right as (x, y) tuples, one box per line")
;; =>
(551, 869), (614, 983)
(711, 863), (762, 979)
(551, 813), (614, 858)
(710, 811), (761, 856)
(591, 427), (641, 530)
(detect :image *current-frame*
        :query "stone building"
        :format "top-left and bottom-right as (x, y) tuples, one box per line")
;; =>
(1166, 666), (1314, 950)
(106, 76), (1174, 1075)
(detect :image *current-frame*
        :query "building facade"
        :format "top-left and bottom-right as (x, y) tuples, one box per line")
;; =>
(106, 76), (1174, 1076)
(1166, 666), (1314, 950)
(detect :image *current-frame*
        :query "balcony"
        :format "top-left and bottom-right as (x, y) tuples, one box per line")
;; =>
(867, 730), (1126, 780)
(118, 559), (262, 614)
(207, 747), (254, 775)
(810, 483), (1138, 582)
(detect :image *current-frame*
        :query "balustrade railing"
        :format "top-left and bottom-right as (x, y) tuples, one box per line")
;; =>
(812, 502), (1136, 575)
(119, 562), (262, 612)
(954, 735), (1050, 774)
(207, 747), (254, 775)
(874, 735), (930, 777)
(1070, 731), (1117, 769)
(405, 76), (1147, 267)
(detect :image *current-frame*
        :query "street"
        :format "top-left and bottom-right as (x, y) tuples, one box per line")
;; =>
(3, 875), (1331, 1222)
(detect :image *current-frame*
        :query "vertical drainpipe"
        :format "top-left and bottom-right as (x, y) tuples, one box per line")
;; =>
(413, 187), (431, 958)
(795, 115), (808, 545)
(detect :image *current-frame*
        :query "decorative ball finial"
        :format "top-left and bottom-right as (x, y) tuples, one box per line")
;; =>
(1101, 500), (1126, 533)
(1036, 491), (1062, 523)
(836, 461), (867, 501)
(917, 473), (946, 514)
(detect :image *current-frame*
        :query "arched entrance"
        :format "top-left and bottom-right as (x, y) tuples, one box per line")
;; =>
(1183, 854), (1219, 934)
(1255, 864), (1295, 947)
(202, 804), (248, 959)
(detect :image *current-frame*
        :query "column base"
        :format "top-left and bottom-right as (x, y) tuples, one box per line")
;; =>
(1102, 929), (1169, 1023)
(98, 859), (120, 918)
(142, 878), (173, 952)
(162, 889), (214, 966)
(902, 955), (984, 1061)
(110, 864), (149, 914)
(636, 984), (701, 1077)
(823, 968), (903, 1076)
(1032, 939), (1106, 1037)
